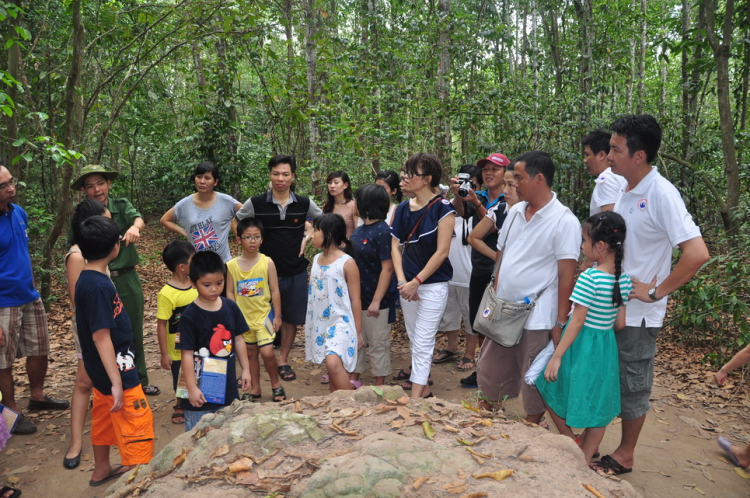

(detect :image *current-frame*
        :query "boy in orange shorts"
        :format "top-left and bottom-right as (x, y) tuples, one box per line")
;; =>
(75, 216), (154, 487)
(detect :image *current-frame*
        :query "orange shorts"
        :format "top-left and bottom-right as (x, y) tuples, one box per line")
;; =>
(91, 385), (155, 466)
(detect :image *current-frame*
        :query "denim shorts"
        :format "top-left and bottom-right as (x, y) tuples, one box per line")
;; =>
(184, 407), (220, 432)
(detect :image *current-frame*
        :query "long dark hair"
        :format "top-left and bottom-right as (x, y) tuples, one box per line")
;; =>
(375, 169), (402, 202)
(583, 211), (627, 307)
(313, 213), (355, 257)
(322, 170), (353, 213)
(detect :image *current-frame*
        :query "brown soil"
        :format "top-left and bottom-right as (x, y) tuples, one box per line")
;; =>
(1, 223), (748, 497)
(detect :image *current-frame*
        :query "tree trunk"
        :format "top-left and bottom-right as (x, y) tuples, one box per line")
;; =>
(214, 34), (240, 199)
(303, 0), (323, 195)
(637, 0), (647, 114)
(436, 0), (451, 169)
(5, 0), (21, 180)
(39, 0), (84, 304)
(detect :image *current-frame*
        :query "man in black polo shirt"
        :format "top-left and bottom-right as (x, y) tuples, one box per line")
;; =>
(236, 155), (322, 381)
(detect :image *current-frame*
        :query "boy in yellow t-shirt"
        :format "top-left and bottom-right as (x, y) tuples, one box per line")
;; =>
(226, 218), (285, 402)
(156, 240), (197, 424)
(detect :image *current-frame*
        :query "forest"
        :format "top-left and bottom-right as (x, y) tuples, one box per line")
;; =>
(0, 0), (747, 363)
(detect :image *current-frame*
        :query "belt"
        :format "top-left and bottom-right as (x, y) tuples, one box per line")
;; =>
(110, 266), (135, 278)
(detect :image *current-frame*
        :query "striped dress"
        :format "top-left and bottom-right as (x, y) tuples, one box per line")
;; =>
(536, 268), (632, 428)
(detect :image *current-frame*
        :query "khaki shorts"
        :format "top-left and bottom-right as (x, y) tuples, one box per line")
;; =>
(0, 298), (50, 369)
(91, 385), (154, 466)
(438, 285), (475, 335)
(355, 310), (392, 377)
(617, 320), (660, 420)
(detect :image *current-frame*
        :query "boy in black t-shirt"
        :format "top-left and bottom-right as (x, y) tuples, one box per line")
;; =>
(178, 251), (251, 431)
(75, 216), (154, 487)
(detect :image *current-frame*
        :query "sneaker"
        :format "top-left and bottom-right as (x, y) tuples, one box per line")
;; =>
(459, 371), (477, 388)
(11, 414), (37, 435)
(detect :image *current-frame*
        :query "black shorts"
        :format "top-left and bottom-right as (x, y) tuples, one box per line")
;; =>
(278, 271), (309, 325)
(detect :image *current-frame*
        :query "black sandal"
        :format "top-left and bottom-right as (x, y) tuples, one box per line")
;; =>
(432, 349), (459, 364)
(272, 386), (286, 402)
(278, 365), (296, 381)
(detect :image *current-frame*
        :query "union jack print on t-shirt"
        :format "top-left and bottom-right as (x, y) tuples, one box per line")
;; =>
(192, 225), (218, 250)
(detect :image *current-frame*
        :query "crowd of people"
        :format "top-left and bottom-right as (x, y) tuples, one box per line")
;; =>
(4, 112), (746, 495)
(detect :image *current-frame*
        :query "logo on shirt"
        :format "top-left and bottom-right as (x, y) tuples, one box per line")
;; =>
(441, 199), (451, 205)
(637, 199), (648, 210)
(209, 324), (233, 357)
(237, 277), (264, 297)
(113, 294), (124, 319)
(116, 348), (136, 372)
(191, 224), (218, 250)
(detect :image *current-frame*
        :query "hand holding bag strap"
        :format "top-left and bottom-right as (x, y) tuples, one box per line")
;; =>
(403, 196), (443, 250)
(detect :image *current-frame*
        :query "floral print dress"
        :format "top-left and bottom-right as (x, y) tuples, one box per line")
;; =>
(305, 254), (358, 372)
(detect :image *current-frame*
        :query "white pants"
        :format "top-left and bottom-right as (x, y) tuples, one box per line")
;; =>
(401, 282), (449, 385)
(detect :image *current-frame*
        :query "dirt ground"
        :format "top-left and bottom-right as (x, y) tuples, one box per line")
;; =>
(2, 224), (749, 497)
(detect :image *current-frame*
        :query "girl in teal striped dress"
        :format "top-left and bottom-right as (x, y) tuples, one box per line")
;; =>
(536, 211), (632, 464)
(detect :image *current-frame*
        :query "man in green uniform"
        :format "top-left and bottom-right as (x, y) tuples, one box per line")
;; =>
(70, 165), (159, 395)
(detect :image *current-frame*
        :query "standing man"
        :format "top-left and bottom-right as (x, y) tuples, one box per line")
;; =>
(449, 153), (509, 389)
(0, 164), (69, 435)
(71, 165), (159, 395)
(581, 129), (627, 215)
(476, 151), (580, 423)
(592, 115), (709, 475)
(236, 155), (322, 382)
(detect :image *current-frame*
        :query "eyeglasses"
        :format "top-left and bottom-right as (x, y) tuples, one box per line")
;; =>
(241, 235), (262, 242)
(400, 172), (428, 181)
(0, 177), (18, 191)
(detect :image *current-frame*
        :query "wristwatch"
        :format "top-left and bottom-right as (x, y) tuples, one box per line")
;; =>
(648, 286), (659, 301)
(555, 321), (566, 329)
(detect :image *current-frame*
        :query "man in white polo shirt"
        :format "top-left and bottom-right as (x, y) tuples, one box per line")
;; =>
(591, 115), (709, 475)
(581, 129), (627, 215)
(476, 151), (580, 423)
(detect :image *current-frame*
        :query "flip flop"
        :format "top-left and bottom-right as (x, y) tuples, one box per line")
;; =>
(278, 365), (296, 381)
(432, 349), (459, 364)
(590, 455), (632, 475)
(392, 369), (410, 381)
(718, 436), (746, 467)
(320, 374), (330, 384)
(142, 385), (160, 396)
(0, 486), (21, 498)
(171, 406), (185, 424)
(272, 386), (287, 402)
(401, 378), (434, 390)
(456, 357), (475, 371)
(89, 465), (127, 487)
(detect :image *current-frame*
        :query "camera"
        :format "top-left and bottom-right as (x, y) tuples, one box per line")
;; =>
(457, 173), (476, 197)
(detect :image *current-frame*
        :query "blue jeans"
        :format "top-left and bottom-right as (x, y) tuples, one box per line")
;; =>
(184, 408), (220, 432)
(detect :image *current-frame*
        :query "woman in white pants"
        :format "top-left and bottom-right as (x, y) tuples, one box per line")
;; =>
(391, 153), (456, 399)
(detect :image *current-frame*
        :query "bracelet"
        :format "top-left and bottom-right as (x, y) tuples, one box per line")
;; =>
(414, 276), (423, 285)
(397, 280), (407, 286)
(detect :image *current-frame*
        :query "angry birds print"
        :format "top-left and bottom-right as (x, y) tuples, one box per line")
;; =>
(209, 324), (233, 357)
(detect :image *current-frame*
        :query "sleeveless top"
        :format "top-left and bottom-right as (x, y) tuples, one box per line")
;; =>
(226, 254), (272, 331)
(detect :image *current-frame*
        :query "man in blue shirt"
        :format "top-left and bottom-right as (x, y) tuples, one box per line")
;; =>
(0, 164), (69, 435)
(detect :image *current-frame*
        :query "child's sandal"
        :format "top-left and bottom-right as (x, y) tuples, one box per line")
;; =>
(272, 386), (286, 402)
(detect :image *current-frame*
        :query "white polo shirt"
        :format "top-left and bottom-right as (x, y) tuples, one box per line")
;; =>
(448, 215), (473, 287)
(615, 167), (702, 327)
(590, 167), (627, 216)
(495, 193), (581, 330)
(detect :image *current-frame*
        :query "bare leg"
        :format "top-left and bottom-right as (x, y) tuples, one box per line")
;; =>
(67, 360), (93, 459)
(464, 334), (479, 361)
(91, 445), (133, 482)
(373, 375), (385, 386)
(543, 402), (575, 438)
(446, 330), (459, 353)
(0, 367), (18, 413)
(27, 355), (48, 401)
(278, 322), (296, 367)
(349, 372), (361, 381)
(259, 345), (280, 389)
(581, 427), (606, 462)
(410, 382), (430, 399)
(325, 355), (352, 392)
(246, 344), (261, 395)
(607, 415), (646, 469)
(525, 412), (545, 425)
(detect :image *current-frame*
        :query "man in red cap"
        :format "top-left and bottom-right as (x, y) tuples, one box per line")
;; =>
(447, 153), (510, 388)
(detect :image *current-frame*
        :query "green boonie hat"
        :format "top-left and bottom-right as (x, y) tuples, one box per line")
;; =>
(71, 165), (119, 190)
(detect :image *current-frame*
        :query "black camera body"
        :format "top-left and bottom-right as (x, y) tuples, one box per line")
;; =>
(457, 173), (476, 197)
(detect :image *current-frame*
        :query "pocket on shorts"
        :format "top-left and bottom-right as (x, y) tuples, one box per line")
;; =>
(623, 358), (653, 393)
(120, 397), (155, 443)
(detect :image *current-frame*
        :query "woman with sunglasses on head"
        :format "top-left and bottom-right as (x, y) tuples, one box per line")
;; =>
(391, 153), (456, 399)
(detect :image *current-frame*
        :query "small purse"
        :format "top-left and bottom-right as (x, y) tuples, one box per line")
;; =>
(472, 213), (548, 347)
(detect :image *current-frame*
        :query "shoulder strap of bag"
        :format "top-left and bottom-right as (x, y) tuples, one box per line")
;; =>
(489, 210), (519, 284)
(404, 196), (443, 250)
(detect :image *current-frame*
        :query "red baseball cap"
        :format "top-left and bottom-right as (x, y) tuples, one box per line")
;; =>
(477, 153), (510, 169)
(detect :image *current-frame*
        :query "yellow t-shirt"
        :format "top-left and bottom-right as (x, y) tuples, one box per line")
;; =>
(227, 254), (272, 331)
(156, 283), (198, 361)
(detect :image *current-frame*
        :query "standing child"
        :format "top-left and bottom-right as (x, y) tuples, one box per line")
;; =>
(226, 218), (285, 402)
(178, 251), (251, 431)
(306, 213), (363, 392)
(536, 211), (632, 464)
(74, 216), (154, 487)
(350, 185), (394, 387)
(715, 344), (750, 468)
(156, 240), (197, 425)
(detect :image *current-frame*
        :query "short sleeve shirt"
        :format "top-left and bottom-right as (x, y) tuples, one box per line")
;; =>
(0, 204), (39, 307)
(156, 284), (198, 361)
(571, 269), (633, 330)
(590, 167), (627, 216)
(391, 197), (456, 284)
(177, 298), (249, 411)
(351, 221), (392, 309)
(75, 270), (140, 395)
(615, 167), (702, 327)
(174, 193), (240, 263)
(448, 215), (473, 287)
(495, 194), (581, 329)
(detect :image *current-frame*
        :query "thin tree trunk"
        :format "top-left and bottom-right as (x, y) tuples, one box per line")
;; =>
(637, 0), (647, 114)
(436, 0), (451, 168)
(303, 0), (322, 195)
(5, 0), (21, 180)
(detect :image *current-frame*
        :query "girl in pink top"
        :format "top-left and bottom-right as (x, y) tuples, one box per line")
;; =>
(323, 171), (358, 237)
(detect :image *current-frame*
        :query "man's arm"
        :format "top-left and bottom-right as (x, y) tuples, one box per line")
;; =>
(630, 236), (709, 302)
(551, 259), (577, 346)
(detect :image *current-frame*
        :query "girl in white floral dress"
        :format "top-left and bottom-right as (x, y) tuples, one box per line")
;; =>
(305, 213), (363, 391)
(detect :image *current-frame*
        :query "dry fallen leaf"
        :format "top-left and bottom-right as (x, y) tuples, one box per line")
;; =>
(444, 425), (459, 433)
(229, 457), (253, 473)
(5, 477), (19, 485)
(295, 400), (302, 413)
(422, 421), (436, 440)
(472, 469), (514, 481)
(210, 444), (230, 459)
(173, 448), (188, 468)
(734, 467), (750, 479)
(583, 483), (605, 498)
(413, 476), (429, 490)
(397, 396), (410, 405)
(236, 471), (259, 485)
(459, 493), (488, 498)
(443, 482), (468, 494)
